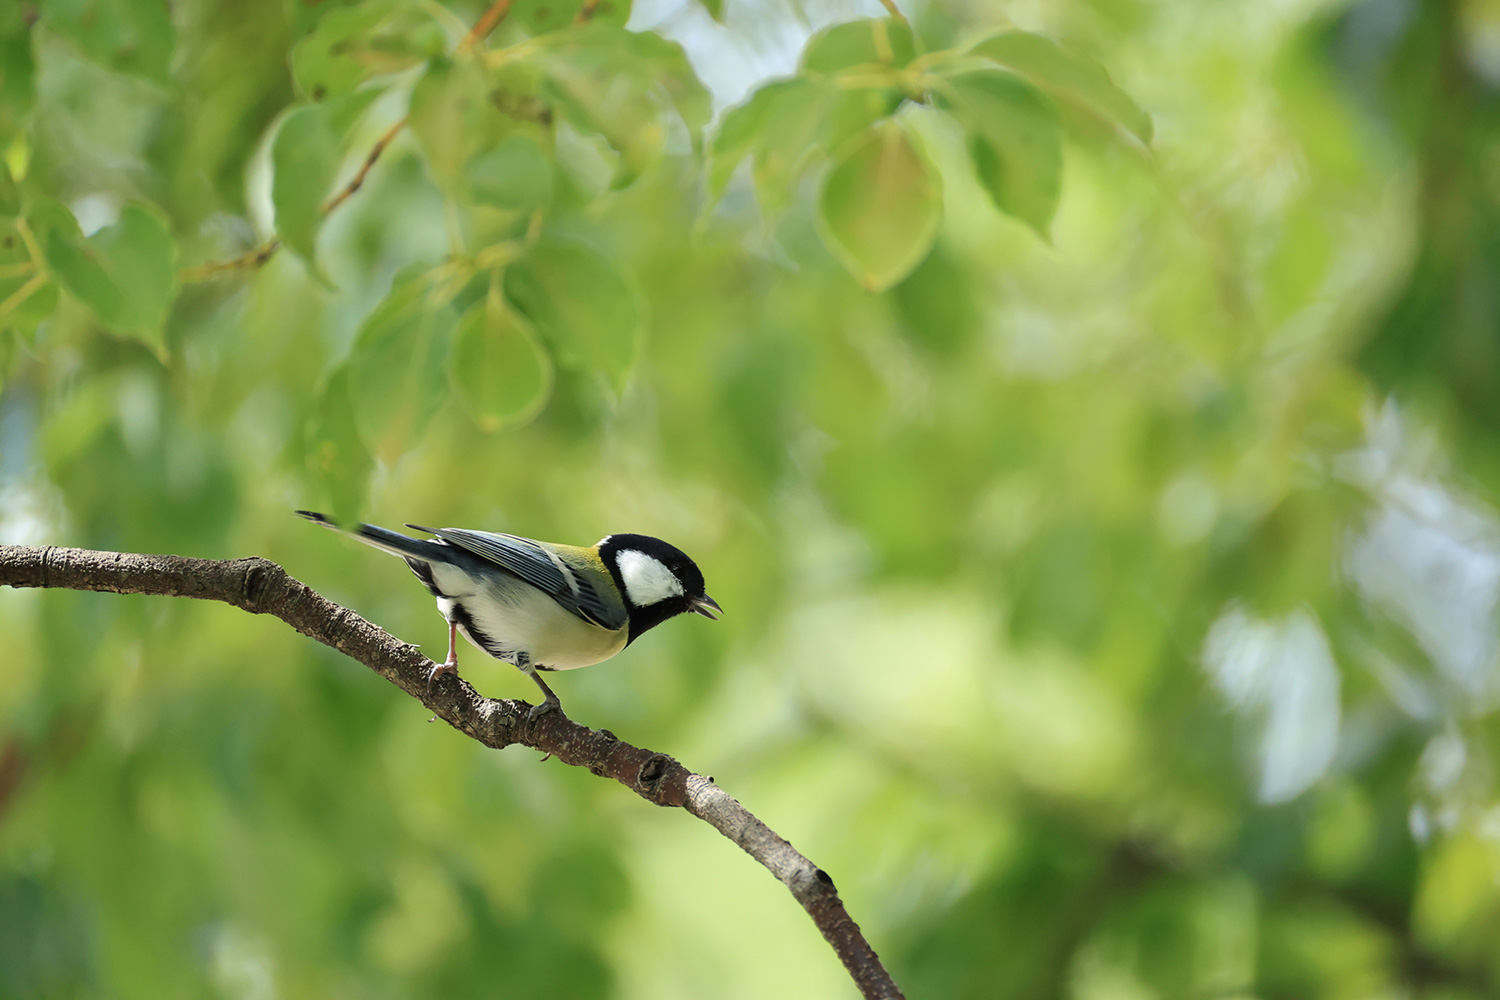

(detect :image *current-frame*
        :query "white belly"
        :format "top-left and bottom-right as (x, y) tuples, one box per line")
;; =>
(432, 564), (626, 670)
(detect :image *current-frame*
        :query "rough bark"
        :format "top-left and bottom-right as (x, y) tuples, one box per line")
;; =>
(0, 544), (904, 1000)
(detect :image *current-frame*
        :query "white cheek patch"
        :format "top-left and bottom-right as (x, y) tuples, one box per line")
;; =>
(616, 549), (684, 607)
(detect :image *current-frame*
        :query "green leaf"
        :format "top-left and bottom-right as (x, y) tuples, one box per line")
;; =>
(971, 31), (1152, 145)
(30, 199), (176, 352)
(707, 78), (803, 202)
(449, 283), (553, 431)
(271, 90), (382, 270)
(817, 121), (941, 292)
(713, 76), (902, 216)
(801, 17), (916, 75)
(529, 26), (710, 186)
(693, 0), (725, 22)
(39, 0), (174, 83)
(0, 9), (36, 145)
(305, 364), (373, 523)
(750, 80), (836, 216)
(512, 0), (632, 35)
(409, 57), (517, 191)
(934, 69), (1061, 237)
(465, 134), (553, 211)
(346, 266), (462, 461)
(290, 0), (445, 101)
(503, 241), (640, 389)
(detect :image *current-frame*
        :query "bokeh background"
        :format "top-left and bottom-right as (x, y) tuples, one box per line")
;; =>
(4, 0), (1500, 997)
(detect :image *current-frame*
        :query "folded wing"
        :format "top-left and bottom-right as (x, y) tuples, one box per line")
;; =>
(419, 527), (627, 632)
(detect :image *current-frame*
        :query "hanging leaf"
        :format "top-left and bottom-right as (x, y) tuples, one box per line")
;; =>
(271, 89), (383, 271)
(464, 133), (554, 212)
(708, 78), (806, 202)
(409, 58), (509, 189)
(934, 68), (1062, 238)
(801, 17), (916, 75)
(971, 31), (1152, 145)
(305, 364), (373, 522)
(527, 26), (710, 187)
(449, 283), (553, 431)
(503, 240), (640, 389)
(817, 120), (941, 292)
(29, 199), (176, 353)
(345, 266), (462, 461)
(291, 0), (446, 101)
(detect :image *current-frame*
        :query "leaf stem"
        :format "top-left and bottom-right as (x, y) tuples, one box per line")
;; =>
(876, 0), (909, 26)
(0, 271), (49, 324)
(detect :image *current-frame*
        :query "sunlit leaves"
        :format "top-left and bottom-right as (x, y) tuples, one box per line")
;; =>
(708, 78), (810, 203)
(529, 26), (710, 187)
(449, 283), (553, 431)
(801, 16), (916, 75)
(271, 90), (382, 270)
(709, 76), (900, 217)
(933, 69), (1062, 238)
(305, 365), (373, 522)
(290, 0), (446, 101)
(39, 0), (174, 83)
(504, 241), (640, 389)
(971, 31), (1152, 145)
(345, 267), (464, 461)
(29, 199), (176, 353)
(817, 121), (941, 292)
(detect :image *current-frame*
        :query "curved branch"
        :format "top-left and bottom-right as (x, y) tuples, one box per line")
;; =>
(0, 544), (905, 1000)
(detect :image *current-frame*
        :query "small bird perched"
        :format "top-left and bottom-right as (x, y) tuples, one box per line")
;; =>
(295, 511), (721, 719)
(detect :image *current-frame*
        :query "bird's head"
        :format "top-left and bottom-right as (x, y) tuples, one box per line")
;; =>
(599, 533), (721, 641)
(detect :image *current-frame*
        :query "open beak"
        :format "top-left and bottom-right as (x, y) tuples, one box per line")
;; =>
(691, 594), (723, 620)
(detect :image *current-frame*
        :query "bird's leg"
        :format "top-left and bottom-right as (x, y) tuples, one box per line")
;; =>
(517, 654), (562, 722)
(427, 620), (460, 692)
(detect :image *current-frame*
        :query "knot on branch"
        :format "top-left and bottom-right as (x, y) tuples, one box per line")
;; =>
(235, 557), (284, 613)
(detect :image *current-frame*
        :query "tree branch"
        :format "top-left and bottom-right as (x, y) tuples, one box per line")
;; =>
(0, 544), (905, 1000)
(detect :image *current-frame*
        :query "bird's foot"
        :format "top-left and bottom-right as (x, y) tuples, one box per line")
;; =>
(526, 696), (562, 724)
(426, 658), (458, 694)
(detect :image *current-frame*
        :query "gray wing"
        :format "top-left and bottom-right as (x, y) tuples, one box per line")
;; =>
(426, 527), (626, 631)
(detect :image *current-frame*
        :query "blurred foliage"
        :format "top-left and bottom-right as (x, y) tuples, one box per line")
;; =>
(3, 0), (1500, 997)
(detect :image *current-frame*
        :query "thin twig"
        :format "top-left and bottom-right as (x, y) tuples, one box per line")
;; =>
(177, 239), (283, 284)
(321, 114), (411, 216)
(459, 0), (515, 52)
(0, 544), (906, 1000)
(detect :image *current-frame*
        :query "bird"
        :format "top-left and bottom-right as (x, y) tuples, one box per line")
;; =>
(295, 511), (721, 719)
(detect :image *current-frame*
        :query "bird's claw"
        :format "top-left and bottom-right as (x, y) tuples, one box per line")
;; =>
(526, 698), (561, 724)
(426, 659), (458, 694)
